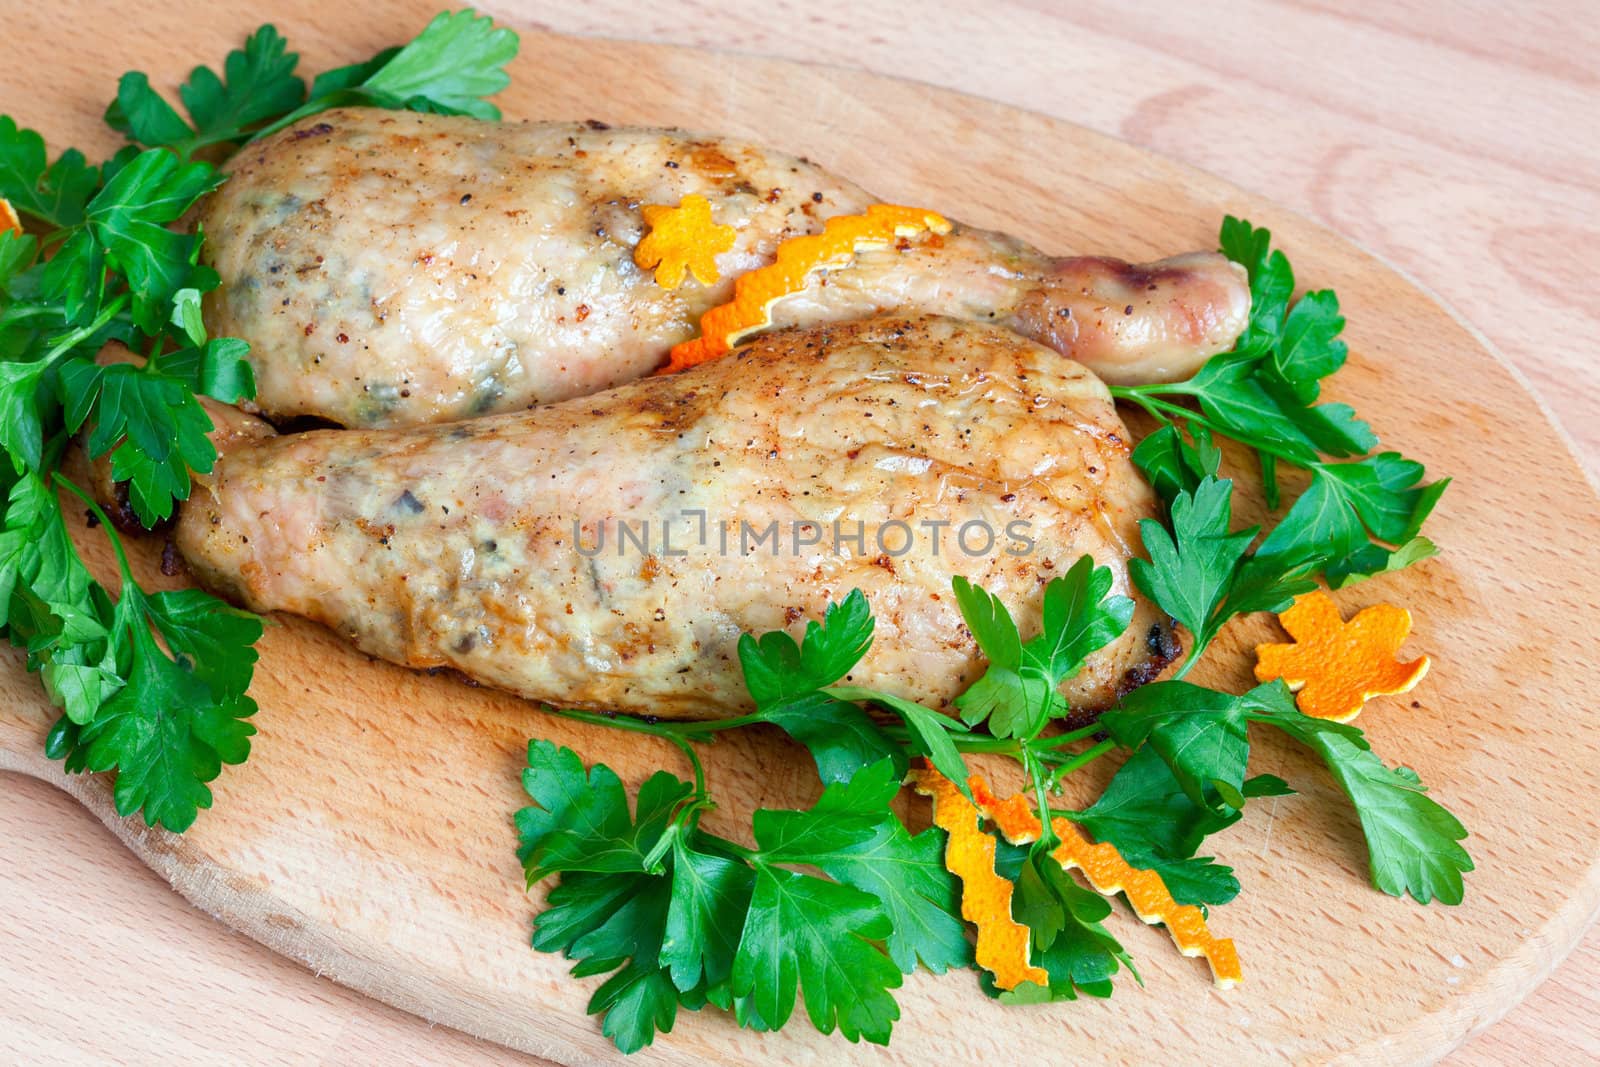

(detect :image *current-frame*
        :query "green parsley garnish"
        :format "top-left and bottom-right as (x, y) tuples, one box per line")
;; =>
(518, 750), (963, 1051)
(1112, 216), (1447, 581)
(0, 11), (519, 830)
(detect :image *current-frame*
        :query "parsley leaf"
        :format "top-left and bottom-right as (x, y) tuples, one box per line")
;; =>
(1131, 476), (1317, 674)
(1032, 558), (1136, 694)
(757, 690), (908, 784)
(1069, 745), (1292, 909)
(1074, 746), (1242, 860)
(1181, 352), (1322, 465)
(1219, 214), (1293, 358)
(1133, 477), (1250, 667)
(516, 740), (687, 881)
(1255, 453), (1448, 568)
(0, 117), (99, 228)
(732, 868), (902, 1041)
(1097, 676), (1474, 906)
(738, 589), (874, 705)
(69, 582), (261, 832)
(68, 359), (218, 525)
(1141, 855), (1241, 909)
(517, 748), (952, 1052)
(660, 837), (753, 993)
(735, 590), (906, 783)
(1099, 680), (1260, 814)
(948, 575), (1043, 734)
(77, 148), (221, 332)
(1247, 692), (1473, 904)
(107, 26), (306, 158)
(357, 10), (519, 118)
(547, 871), (682, 1053)
(952, 557), (1132, 738)
(0, 472), (106, 659)
(253, 11), (520, 140)
(990, 839), (1132, 1002)
(1271, 289), (1348, 403)
(1130, 422), (1221, 505)
(824, 684), (969, 790)
(752, 760), (968, 974)
(1324, 535), (1439, 589)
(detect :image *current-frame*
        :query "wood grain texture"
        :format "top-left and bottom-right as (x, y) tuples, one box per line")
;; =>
(2, 0), (1598, 1062)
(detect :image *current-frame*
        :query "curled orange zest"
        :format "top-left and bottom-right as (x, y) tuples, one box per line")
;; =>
(1048, 821), (1242, 990)
(969, 776), (1040, 845)
(661, 203), (952, 373)
(965, 769), (1242, 989)
(0, 197), (20, 237)
(633, 194), (736, 289)
(1253, 589), (1430, 723)
(912, 768), (1047, 991)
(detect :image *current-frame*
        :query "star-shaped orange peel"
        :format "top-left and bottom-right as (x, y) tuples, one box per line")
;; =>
(633, 193), (735, 289)
(1253, 589), (1430, 723)
(0, 197), (20, 237)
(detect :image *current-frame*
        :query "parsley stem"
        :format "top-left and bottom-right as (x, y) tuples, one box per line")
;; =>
(551, 706), (724, 740)
(1172, 649), (1207, 680)
(1035, 722), (1104, 748)
(699, 833), (760, 863)
(550, 707), (712, 789)
(1109, 385), (1321, 471)
(53, 472), (135, 583)
(879, 725), (1018, 757)
(1046, 738), (1116, 788)
(35, 221), (82, 250)
(173, 129), (250, 162)
(41, 293), (130, 366)
(1021, 746), (1058, 851)
(670, 734), (708, 799)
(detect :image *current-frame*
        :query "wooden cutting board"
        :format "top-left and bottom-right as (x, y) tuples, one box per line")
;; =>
(5, 2), (1600, 1062)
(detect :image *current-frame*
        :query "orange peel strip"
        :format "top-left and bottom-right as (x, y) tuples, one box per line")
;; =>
(912, 768), (1047, 991)
(633, 194), (736, 290)
(661, 203), (952, 373)
(968, 775), (1040, 845)
(1254, 589), (1430, 723)
(0, 197), (20, 237)
(966, 770), (1242, 989)
(1046, 819), (1242, 989)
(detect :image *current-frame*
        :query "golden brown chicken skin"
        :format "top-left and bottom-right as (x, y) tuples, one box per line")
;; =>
(200, 108), (1249, 428)
(175, 316), (1178, 721)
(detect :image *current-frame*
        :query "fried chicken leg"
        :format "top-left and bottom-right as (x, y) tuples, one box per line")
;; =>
(175, 316), (1178, 721)
(201, 108), (1249, 428)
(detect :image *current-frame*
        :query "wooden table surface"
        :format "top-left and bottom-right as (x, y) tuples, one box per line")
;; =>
(3, 1), (1597, 1063)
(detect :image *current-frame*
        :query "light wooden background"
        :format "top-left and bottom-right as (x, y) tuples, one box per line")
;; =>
(3, 1), (1597, 1063)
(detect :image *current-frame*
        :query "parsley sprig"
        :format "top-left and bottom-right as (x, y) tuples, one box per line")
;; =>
(1112, 217), (1447, 588)
(1102, 678), (1472, 904)
(107, 13), (520, 160)
(518, 751), (963, 1051)
(1, 11), (519, 830)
